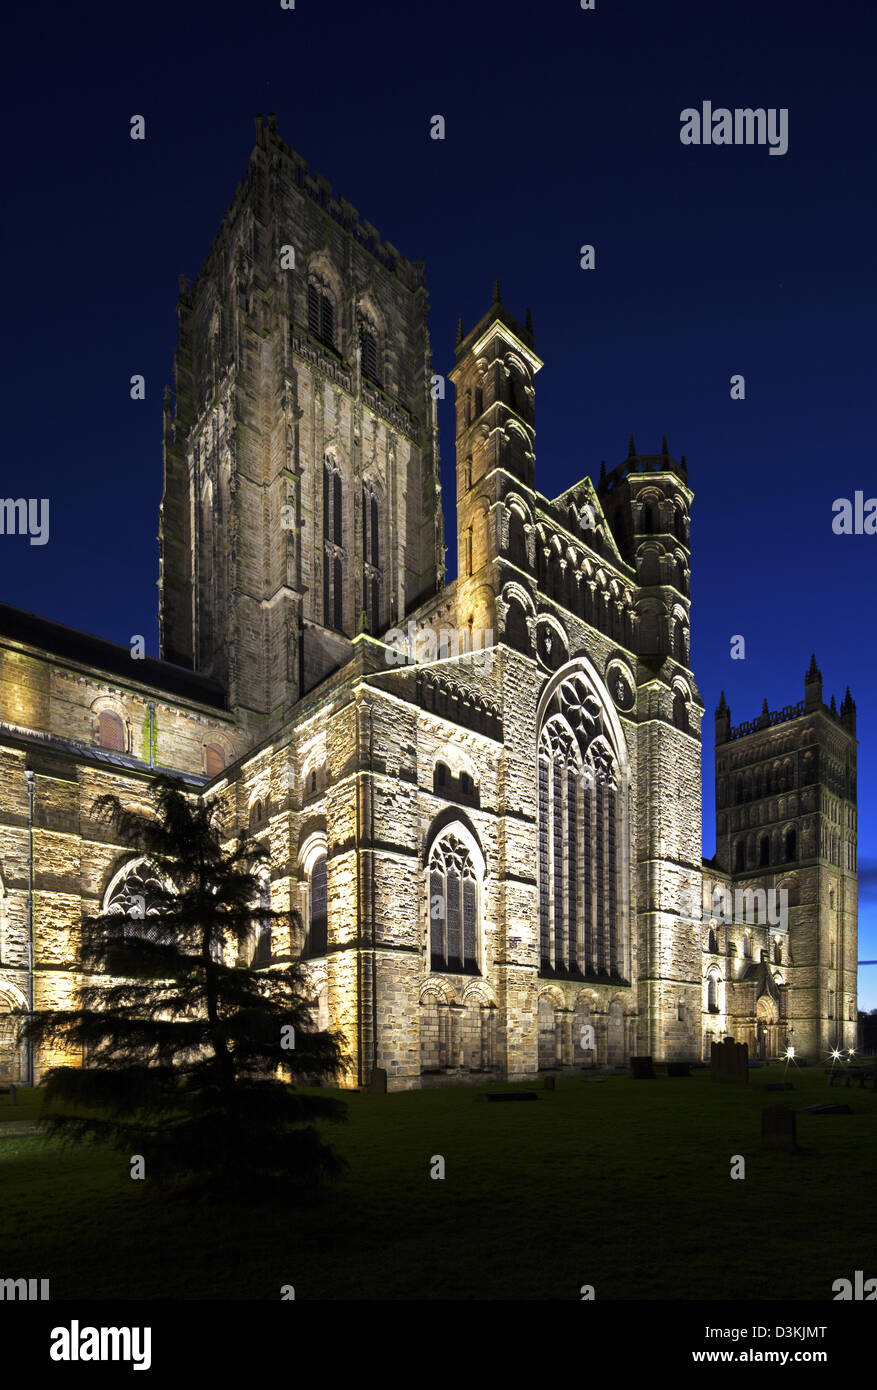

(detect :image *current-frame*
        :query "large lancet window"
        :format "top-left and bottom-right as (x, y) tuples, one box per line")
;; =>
(362, 483), (381, 633)
(303, 853), (328, 959)
(429, 833), (479, 974)
(359, 318), (381, 386)
(538, 673), (627, 981)
(323, 458), (344, 629)
(308, 279), (335, 349)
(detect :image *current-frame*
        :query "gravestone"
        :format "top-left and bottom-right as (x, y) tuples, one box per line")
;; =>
(630, 1056), (655, 1079)
(711, 1037), (749, 1084)
(369, 1067), (388, 1093)
(761, 1104), (797, 1151)
(543, 1076), (556, 1091)
(667, 1062), (690, 1077)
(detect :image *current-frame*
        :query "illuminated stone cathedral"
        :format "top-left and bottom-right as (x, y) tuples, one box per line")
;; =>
(0, 118), (858, 1087)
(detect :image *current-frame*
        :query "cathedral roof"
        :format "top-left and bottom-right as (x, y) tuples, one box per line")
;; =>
(0, 601), (227, 710)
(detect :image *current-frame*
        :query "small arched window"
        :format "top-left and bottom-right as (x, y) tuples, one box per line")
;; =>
(707, 974), (719, 1013)
(707, 926), (717, 953)
(784, 828), (796, 862)
(759, 835), (770, 868)
(504, 598), (531, 655)
(743, 931), (751, 958)
(734, 841), (745, 872)
(508, 509), (527, 567)
(672, 692), (689, 733)
(249, 800), (265, 832)
(773, 939), (782, 965)
(204, 743), (226, 777)
(98, 710), (125, 752)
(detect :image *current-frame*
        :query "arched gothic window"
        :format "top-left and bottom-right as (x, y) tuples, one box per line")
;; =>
(251, 866), (272, 966)
(784, 828), (796, 862)
(98, 710), (125, 752)
(429, 833), (479, 974)
(672, 692), (689, 732)
(308, 277), (335, 349)
(359, 317), (380, 386)
(538, 673), (627, 982)
(324, 457), (342, 545)
(304, 853), (328, 959)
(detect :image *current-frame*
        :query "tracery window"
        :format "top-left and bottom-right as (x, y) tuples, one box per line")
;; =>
(429, 833), (479, 974)
(538, 673), (627, 981)
(104, 858), (166, 943)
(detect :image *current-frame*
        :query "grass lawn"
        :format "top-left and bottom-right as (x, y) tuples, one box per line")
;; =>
(1, 1065), (875, 1301)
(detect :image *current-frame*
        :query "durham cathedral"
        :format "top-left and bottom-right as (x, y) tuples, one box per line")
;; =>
(0, 118), (859, 1088)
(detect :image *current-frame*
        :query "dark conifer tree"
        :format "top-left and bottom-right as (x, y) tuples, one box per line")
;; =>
(23, 775), (347, 1195)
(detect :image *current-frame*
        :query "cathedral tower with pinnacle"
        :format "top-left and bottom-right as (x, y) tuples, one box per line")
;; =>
(159, 113), (444, 735)
(711, 659), (858, 1058)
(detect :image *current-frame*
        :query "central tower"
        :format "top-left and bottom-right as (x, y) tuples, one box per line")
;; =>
(159, 115), (444, 733)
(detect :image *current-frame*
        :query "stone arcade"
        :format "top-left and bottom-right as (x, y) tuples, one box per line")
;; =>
(0, 117), (858, 1088)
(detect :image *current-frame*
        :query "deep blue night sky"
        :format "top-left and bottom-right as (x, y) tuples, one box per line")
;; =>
(2, 0), (875, 1002)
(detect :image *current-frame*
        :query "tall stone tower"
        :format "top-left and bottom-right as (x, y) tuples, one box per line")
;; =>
(159, 115), (444, 732)
(713, 657), (858, 1056)
(599, 445), (702, 1060)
